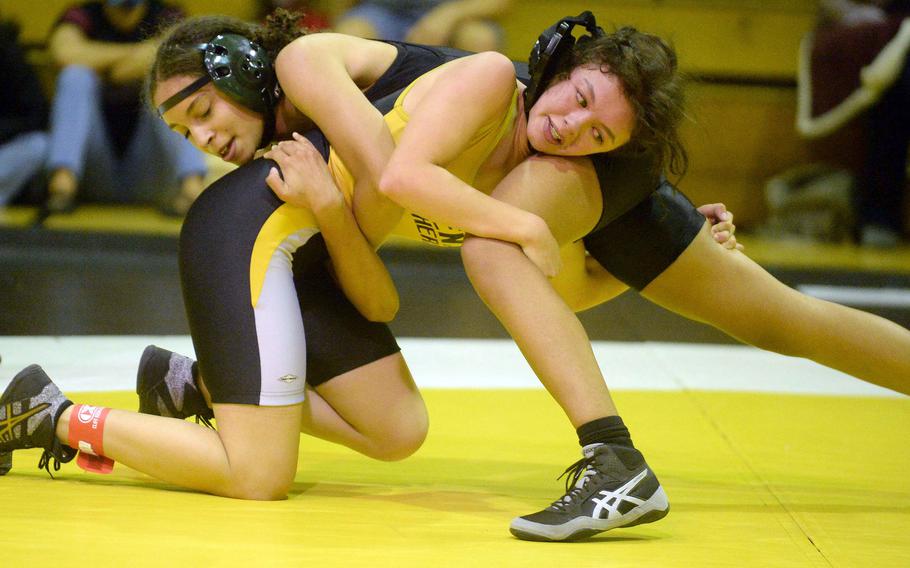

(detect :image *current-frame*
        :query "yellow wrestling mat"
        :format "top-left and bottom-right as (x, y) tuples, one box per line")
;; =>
(2, 389), (907, 567)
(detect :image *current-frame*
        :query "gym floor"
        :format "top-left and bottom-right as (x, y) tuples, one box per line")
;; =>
(1, 205), (908, 567)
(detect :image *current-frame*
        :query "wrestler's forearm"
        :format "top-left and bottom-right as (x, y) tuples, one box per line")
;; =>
(379, 161), (546, 247)
(352, 178), (404, 249)
(314, 200), (400, 322)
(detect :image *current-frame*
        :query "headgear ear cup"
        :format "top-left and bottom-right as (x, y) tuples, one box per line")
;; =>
(524, 11), (605, 111)
(203, 33), (277, 115)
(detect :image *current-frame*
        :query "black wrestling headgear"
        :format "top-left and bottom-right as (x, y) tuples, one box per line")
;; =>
(524, 11), (605, 111)
(156, 33), (280, 147)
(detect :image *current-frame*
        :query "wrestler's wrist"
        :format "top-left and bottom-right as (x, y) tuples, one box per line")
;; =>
(516, 212), (549, 247)
(310, 194), (347, 219)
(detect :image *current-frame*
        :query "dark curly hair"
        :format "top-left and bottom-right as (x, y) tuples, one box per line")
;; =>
(552, 26), (688, 178)
(144, 9), (306, 110)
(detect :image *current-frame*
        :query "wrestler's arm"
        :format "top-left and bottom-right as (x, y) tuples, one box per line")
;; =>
(265, 136), (399, 322)
(379, 52), (561, 276)
(275, 33), (403, 248)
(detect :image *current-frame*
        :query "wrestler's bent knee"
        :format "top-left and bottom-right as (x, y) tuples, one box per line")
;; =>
(225, 467), (296, 501)
(372, 418), (428, 462)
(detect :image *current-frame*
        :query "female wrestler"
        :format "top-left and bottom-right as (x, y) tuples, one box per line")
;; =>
(352, 15), (910, 541)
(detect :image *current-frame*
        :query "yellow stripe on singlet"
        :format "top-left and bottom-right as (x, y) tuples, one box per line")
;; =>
(249, 204), (319, 308)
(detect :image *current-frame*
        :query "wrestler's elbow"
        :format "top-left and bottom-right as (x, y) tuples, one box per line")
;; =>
(377, 164), (403, 200)
(360, 293), (400, 323)
(378, 158), (422, 204)
(368, 302), (399, 323)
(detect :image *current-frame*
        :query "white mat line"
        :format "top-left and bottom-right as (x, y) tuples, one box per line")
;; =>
(0, 336), (903, 397)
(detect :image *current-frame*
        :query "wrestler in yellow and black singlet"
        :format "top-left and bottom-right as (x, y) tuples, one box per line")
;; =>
(180, 45), (484, 408)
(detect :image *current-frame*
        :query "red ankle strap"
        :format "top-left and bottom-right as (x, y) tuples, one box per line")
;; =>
(68, 404), (115, 474)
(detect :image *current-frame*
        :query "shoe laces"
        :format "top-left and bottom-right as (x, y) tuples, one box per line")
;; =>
(549, 454), (597, 511)
(37, 450), (64, 478)
(36, 440), (76, 479)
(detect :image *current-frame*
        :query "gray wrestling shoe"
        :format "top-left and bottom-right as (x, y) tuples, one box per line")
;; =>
(0, 364), (76, 476)
(137, 345), (214, 427)
(510, 444), (669, 541)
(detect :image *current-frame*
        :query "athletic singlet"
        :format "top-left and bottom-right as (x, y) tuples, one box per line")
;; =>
(326, 68), (521, 247)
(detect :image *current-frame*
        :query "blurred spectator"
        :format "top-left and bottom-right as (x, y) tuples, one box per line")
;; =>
(335, 0), (512, 52)
(256, 0), (332, 31)
(0, 17), (49, 207)
(45, 0), (206, 215)
(797, 0), (910, 246)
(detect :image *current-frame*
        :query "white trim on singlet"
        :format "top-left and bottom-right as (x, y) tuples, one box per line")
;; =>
(252, 228), (319, 406)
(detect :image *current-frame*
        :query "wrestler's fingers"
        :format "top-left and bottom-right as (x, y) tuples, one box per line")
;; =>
(263, 148), (288, 168)
(697, 203), (729, 223)
(263, 146), (285, 160)
(290, 131), (316, 148)
(274, 141), (299, 155)
(265, 166), (285, 194)
(276, 140), (311, 160)
(717, 232), (746, 252)
(712, 221), (734, 234)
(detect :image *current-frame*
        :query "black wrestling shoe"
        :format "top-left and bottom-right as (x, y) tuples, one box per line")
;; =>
(509, 444), (669, 541)
(0, 364), (76, 476)
(137, 345), (214, 427)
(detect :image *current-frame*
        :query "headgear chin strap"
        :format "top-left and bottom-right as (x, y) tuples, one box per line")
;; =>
(524, 11), (605, 113)
(156, 33), (280, 148)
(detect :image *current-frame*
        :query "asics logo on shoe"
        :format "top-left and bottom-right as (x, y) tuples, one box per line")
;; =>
(590, 468), (649, 520)
(277, 374), (298, 384)
(0, 402), (49, 442)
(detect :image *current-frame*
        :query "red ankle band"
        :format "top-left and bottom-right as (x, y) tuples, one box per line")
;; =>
(68, 404), (115, 474)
